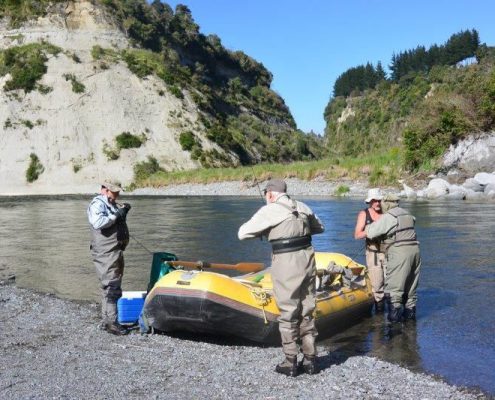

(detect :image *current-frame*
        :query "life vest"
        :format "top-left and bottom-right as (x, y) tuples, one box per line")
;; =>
(364, 208), (384, 252)
(382, 207), (418, 251)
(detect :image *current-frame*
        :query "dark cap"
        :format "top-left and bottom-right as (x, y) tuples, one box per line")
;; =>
(263, 179), (287, 193)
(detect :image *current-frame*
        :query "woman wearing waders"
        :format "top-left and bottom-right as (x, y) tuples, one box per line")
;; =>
(238, 179), (325, 377)
(354, 188), (386, 313)
(87, 182), (131, 335)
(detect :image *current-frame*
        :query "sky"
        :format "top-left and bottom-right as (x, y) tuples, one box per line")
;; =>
(165, 0), (495, 135)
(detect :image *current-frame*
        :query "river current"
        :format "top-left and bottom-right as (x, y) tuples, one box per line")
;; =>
(0, 195), (493, 395)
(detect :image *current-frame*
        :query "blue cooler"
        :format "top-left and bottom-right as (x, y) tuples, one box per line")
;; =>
(118, 291), (146, 324)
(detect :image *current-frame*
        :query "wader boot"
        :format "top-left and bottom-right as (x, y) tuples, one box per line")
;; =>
(299, 356), (319, 375)
(275, 356), (298, 377)
(404, 306), (416, 321)
(384, 294), (392, 312)
(374, 300), (385, 313)
(104, 321), (129, 336)
(388, 305), (403, 323)
(101, 294), (128, 335)
(299, 317), (318, 374)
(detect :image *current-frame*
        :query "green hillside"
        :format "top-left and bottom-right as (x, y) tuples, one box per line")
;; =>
(324, 31), (495, 172)
(0, 0), (324, 168)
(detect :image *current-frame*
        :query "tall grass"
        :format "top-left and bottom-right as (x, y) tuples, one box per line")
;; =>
(133, 148), (404, 188)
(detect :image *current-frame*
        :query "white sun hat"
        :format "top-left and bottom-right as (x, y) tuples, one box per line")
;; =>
(365, 188), (384, 203)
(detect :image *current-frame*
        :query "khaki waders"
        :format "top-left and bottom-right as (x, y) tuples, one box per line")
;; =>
(271, 247), (317, 358)
(366, 249), (386, 303)
(90, 214), (129, 325)
(385, 244), (421, 308)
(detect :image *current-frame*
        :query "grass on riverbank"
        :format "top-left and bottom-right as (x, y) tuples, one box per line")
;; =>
(133, 148), (408, 189)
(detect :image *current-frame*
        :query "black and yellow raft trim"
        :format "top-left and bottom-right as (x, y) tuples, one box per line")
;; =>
(143, 252), (373, 343)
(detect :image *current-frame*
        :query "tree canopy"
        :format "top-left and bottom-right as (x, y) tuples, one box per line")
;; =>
(332, 29), (480, 97)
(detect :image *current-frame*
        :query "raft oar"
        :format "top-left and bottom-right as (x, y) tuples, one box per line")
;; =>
(168, 260), (264, 273)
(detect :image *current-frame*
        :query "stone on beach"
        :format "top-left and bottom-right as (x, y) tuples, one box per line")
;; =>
(463, 178), (485, 192)
(474, 172), (495, 186)
(426, 178), (450, 198)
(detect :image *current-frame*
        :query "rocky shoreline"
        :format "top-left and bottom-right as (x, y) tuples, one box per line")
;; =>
(127, 132), (495, 201)
(130, 173), (495, 202)
(0, 282), (487, 399)
(131, 178), (370, 197)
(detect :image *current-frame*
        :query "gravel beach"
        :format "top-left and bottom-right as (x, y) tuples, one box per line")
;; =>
(130, 178), (371, 197)
(0, 282), (485, 400)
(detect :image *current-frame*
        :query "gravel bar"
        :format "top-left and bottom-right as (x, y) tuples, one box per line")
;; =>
(0, 283), (485, 400)
(131, 178), (371, 197)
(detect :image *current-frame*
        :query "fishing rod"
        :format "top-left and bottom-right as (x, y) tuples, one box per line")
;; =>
(129, 233), (153, 255)
(115, 201), (154, 255)
(250, 165), (265, 204)
(344, 242), (366, 267)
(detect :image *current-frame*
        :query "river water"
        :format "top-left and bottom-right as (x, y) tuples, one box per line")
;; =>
(0, 195), (494, 395)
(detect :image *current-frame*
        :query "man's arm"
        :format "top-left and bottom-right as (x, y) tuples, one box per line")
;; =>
(238, 207), (272, 240)
(354, 210), (367, 239)
(296, 201), (324, 234)
(87, 200), (117, 230)
(365, 214), (395, 240)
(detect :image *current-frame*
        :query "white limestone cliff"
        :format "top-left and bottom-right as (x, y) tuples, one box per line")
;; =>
(0, 1), (225, 195)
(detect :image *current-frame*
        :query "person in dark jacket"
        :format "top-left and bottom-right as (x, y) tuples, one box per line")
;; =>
(87, 182), (131, 335)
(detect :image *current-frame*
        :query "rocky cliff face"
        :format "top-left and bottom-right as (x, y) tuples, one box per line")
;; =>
(442, 132), (495, 174)
(0, 1), (223, 195)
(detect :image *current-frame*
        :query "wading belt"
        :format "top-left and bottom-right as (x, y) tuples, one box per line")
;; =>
(270, 235), (312, 254)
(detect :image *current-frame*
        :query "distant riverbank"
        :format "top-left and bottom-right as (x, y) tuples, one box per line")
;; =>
(2, 172), (495, 202)
(131, 178), (370, 197)
(131, 173), (495, 202)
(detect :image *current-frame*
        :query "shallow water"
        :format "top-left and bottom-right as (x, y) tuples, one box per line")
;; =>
(0, 195), (493, 394)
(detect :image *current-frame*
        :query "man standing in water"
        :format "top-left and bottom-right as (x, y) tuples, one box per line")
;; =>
(365, 194), (421, 323)
(354, 188), (386, 312)
(238, 179), (325, 377)
(87, 182), (131, 335)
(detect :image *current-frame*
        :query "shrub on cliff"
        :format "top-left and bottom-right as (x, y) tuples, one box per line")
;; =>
(0, 0), (65, 27)
(134, 156), (164, 183)
(0, 42), (61, 92)
(116, 132), (144, 149)
(26, 153), (44, 183)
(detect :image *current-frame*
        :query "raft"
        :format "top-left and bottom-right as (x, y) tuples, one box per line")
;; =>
(142, 252), (373, 343)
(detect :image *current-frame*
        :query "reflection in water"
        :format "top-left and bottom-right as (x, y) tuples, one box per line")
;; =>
(324, 314), (422, 372)
(0, 196), (494, 395)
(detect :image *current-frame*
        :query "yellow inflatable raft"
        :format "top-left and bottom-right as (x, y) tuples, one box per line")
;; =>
(142, 252), (373, 343)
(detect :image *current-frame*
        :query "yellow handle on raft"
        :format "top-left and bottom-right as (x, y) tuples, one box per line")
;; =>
(168, 260), (265, 273)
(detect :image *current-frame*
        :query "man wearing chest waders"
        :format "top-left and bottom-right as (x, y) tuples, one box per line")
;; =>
(354, 188), (386, 313)
(238, 179), (325, 377)
(87, 182), (131, 335)
(365, 194), (421, 323)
